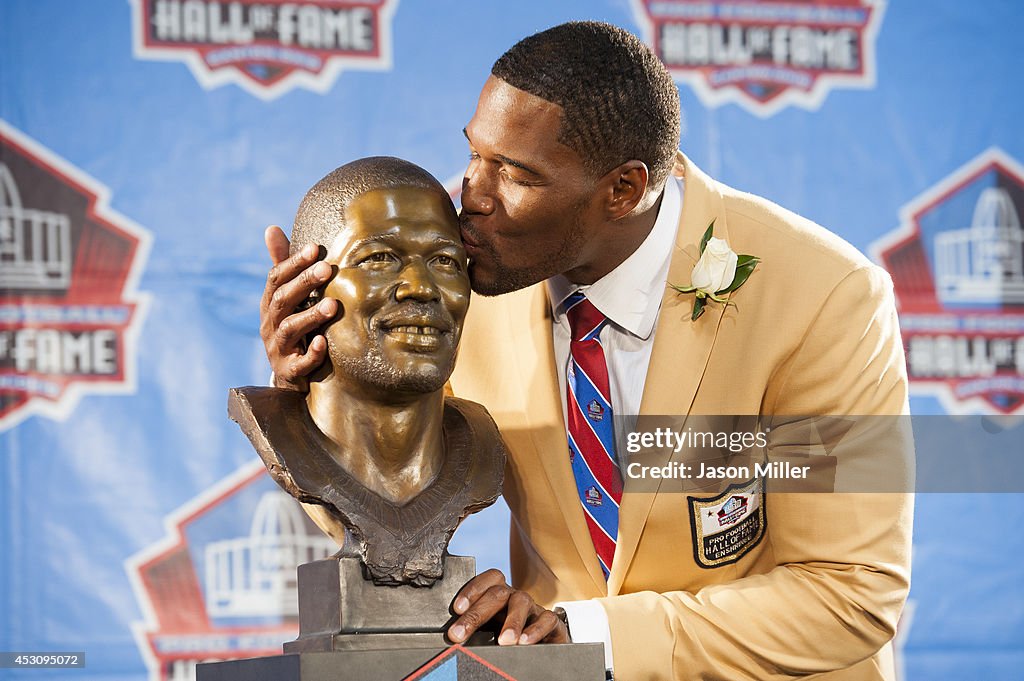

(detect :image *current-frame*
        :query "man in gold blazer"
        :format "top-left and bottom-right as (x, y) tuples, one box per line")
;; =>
(447, 147), (912, 680)
(259, 21), (912, 681)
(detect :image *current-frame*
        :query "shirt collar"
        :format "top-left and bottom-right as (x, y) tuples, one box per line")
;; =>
(547, 176), (682, 340)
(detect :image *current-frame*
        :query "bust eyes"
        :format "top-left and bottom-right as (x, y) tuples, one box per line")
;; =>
(357, 250), (463, 273)
(433, 254), (462, 271)
(363, 252), (395, 265)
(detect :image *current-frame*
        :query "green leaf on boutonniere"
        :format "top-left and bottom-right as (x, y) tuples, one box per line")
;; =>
(698, 221), (714, 255)
(717, 255), (761, 295)
(670, 224), (757, 322)
(691, 296), (707, 321)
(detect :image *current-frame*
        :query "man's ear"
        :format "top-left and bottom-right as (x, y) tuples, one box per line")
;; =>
(600, 160), (649, 220)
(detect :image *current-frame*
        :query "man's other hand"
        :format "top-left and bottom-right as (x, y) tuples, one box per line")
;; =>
(447, 569), (570, 646)
(260, 225), (337, 391)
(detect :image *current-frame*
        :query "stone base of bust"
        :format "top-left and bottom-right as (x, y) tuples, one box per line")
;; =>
(197, 552), (606, 680)
(286, 553), (491, 653)
(197, 644), (607, 681)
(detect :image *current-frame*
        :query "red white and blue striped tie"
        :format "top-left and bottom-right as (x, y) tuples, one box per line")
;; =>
(564, 291), (622, 579)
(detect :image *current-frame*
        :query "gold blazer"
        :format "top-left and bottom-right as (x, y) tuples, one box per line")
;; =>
(450, 153), (913, 681)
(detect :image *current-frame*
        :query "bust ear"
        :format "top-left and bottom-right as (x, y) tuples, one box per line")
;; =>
(600, 160), (649, 220)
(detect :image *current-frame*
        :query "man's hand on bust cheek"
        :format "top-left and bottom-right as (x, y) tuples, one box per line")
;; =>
(260, 225), (337, 391)
(447, 569), (570, 646)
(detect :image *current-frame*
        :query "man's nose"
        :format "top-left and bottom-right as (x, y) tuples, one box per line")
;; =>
(395, 259), (441, 301)
(461, 165), (495, 216)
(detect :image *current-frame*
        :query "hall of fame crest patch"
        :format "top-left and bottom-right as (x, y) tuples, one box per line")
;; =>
(629, 0), (885, 117)
(130, 0), (399, 100)
(687, 477), (765, 568)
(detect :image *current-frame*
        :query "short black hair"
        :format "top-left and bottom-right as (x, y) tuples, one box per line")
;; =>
(290, 156), (455, 255)
(492, 21), (680, 189)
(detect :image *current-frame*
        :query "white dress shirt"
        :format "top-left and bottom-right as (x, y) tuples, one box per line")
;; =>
(550, 177), (683, 672)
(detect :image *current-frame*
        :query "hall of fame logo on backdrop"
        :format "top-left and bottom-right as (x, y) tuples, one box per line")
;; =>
(871, 148), (1024, 415)
(0, 121), (151, 432)
(126, 461), (336, 681)
(130, 0), (399, 100)
(629, 0), (885, 117)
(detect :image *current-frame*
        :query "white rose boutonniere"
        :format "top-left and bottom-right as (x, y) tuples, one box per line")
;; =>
(670, 221), (760, 321)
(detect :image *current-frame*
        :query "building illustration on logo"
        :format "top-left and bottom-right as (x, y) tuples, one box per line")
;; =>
(629, 0), (885, 117)
(0, 164), (72, 291)
(871, 147), (1024, 415)
(205, 491), (334, 618)
(130, 0), (400, 100)
(0, 121), (151, 431)
(933, 187), (1024, 306)
(127, 462), (336, 681)
(717, 495), (748, 526)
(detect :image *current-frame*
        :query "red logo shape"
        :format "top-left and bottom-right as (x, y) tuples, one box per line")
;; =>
(629, 0), (885, 117)
(130, 0), (399, 100)
(405, 645), (519, 681)
(0, 121), (151, 431)
(126, 462), (336, 681)
(871, 148), (1024, 415)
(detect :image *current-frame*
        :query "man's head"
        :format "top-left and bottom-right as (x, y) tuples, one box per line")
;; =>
(292, 157), (469, 398)
(461, 21), (680, 296)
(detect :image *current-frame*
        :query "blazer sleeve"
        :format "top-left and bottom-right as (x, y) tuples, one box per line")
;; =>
(597, 265), (914, 680)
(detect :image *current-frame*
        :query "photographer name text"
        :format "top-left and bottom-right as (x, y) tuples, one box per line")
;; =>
(626, 461), (809, 480)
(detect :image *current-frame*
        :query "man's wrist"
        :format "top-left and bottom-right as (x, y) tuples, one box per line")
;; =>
(553, 600), (614, 672)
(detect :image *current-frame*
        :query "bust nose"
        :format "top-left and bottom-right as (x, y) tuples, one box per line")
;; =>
(395, 259), (440, 302)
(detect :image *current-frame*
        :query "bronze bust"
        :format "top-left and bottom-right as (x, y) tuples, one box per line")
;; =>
(229, 157), (505, 587)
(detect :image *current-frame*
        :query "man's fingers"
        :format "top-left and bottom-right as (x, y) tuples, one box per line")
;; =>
(273, 299), (338, 349)
(264, 260), (333, 327)
(265, 225), (292, 265)
(447, 570), (566, 646)
(258, 228), (329, 390)
(497, 591), (535, 646)
(261, 243), (322, 310)
(284, 334), (329, 378)
(448, 581), (512, 643)
(452, 569), (507, 615)
(521, 610), (568, 645)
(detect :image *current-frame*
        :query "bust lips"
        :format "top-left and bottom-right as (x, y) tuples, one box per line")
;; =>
(384, 327), (443, 349)
(375, 307), (455, 353)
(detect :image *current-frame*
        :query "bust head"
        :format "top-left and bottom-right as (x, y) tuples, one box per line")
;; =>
(291, 157), (469, 399)
(231, 164), (505, 586)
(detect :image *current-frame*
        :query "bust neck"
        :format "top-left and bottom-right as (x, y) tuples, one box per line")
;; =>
(306, 375), (446, 506)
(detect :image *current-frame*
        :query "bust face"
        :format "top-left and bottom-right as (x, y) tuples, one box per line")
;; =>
(320, 186), (470, 397)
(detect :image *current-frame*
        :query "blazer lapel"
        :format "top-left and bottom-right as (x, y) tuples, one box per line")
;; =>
(609, 153), (732, 594)
(508, 285), (608, 594)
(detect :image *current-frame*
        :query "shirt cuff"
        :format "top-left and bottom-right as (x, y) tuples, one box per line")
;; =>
(554, 599), (615, 672)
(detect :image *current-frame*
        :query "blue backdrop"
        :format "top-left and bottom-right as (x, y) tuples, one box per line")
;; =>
(2, 1), (1023, 679)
